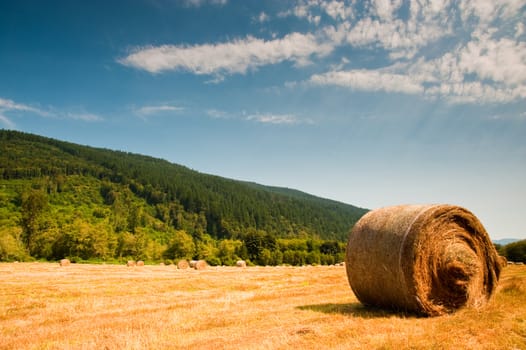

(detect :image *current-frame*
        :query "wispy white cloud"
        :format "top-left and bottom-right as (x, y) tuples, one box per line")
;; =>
(135, 105), (185, 117)
(0, 97), (50, 117)
(119, 32), (333, 76)
(309, 69), (424, 94)
(66, 112), (104, 122)
(205, 108), (312, 125)
(206, 109), (231, 119)
(322, 0), (354, 21)
(0, 113), (16, 129)
(120, 0), (525, 106)
(0, 97), (50, 128)
(182, 0), (227, 7)
(246, 113), (312, 125)
(0, 97), (104, 124)
(458, 34), (526, 86)
(296, 0), (526, 104)
(255, 11), (269, 23)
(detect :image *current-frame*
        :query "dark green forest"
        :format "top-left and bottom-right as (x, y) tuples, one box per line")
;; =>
(0, 130), (368, 265)
(496, 240), (526, 264)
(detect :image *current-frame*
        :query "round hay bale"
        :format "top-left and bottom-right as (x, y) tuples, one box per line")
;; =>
(236, 260), (247, 268)
(189, 260), (198, 268)
(126, 260), (136, 267)
(345, 204), (502, 316)
(136, 260), (145, 266)
(498, 255), (508, 268)
(59, 258), (70, 267)
(193, 260), (207, 270)
(177, 259), (190, 269)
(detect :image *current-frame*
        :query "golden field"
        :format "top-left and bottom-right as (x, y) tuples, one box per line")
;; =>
(0, 262), (525, 350)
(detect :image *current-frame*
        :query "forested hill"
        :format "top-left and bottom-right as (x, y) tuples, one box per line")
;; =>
(0, 129), (368, 264)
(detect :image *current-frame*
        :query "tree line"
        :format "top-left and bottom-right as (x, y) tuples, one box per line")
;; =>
(0, 130), (362, 264)
(0, 179), (346, 265)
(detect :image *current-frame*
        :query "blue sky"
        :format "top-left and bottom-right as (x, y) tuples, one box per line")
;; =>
(1, 0), (525, 240)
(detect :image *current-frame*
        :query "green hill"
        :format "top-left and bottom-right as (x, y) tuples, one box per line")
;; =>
(0, 129), (367, 265)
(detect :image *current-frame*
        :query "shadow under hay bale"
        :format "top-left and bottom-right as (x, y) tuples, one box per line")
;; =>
(345, 204), (502, 317)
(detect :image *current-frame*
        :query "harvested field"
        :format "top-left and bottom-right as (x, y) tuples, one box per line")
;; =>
(0, 263), (525, 350)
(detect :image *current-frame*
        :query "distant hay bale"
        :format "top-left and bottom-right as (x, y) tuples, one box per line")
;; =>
(345, 204), (502, 316)
(236, 260), (247, 268)
(136, 260), (145, 266)
(498, 255), (508, 268)
(193, 260), (207, 270)
(159, 262), (165, 266)
(189, 260), (198, 268)
(177, 260), (190, 269)
(59, 258), (70, 267)
(126, 260), (136, 267)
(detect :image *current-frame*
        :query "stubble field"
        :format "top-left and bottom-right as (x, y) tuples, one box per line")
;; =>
(0, 262), (525, 350)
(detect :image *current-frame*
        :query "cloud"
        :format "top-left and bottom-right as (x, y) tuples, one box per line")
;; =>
(246, 113), (312, 125)
(120, 0), (525, 106)
(0, 97), (104, 123)
(255, 11), (269, 23)
(119, 32), (333, 76)
(206, 109), (231, 119)
(295, 0), (526, 104)
(135, 105), (185, 117)
(204, 108), (312, 125)
(0, 113), (16, 129)
(66, 112), (104, 122)
(322, 0), (354, 21)
(182, 0), (227, 7)
(405, 33), (526, 103)
(309, 69), (424, 94)
(0, 97), (51, 128)
(457, 34), (526, 86)
(0, 97), (49, 117)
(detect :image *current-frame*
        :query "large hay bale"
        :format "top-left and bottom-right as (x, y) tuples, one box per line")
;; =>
(193, 260), (207, 270)
(189, 260), (198, 268)
(236, 260), (247, 268)
(136, 260), (145, 266)
(345, 204), (502, 316)
(59, 258), (70, 267)
(177, 259), (190, 269)
(126, 260), (136, 267)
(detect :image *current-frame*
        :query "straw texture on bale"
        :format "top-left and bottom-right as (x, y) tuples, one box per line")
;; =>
(177, 260), (190, 269)
(59, 258), (70, 266)
(345, 204), (502, 316)
(193, 260), (207, 270)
